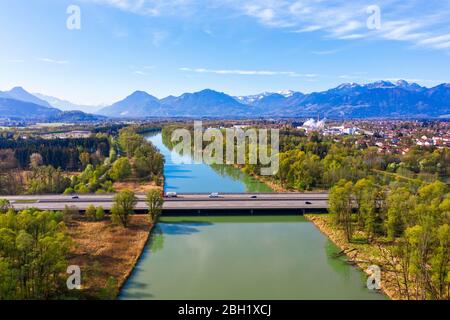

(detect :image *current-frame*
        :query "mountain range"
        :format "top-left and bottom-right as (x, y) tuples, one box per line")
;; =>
(1, 81), (450, 121)
(0, 87), (104, 121)
(97, 80), (450, 119)
(33, 93), (100, 113)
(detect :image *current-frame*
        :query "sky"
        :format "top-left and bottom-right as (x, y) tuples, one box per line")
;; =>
(1, 0), (450, 105)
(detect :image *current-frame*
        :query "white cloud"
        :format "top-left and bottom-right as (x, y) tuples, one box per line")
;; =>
(311, 48), (341, 55)
(132, 65), (155, 75)
(294, 25), (322, 33)
(337, 34), (365, 40)
(333, 20), (362, 34)
(86, 0), (450, 51)
(179, 67), (316, 77)
(37, 58), (69, 64)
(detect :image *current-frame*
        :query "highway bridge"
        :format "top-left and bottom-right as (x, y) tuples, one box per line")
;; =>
(2, 193), (329, 215)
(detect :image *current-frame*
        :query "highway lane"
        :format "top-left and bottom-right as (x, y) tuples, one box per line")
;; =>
(2, 192), (328, 201)
(2, 193), (329, 212)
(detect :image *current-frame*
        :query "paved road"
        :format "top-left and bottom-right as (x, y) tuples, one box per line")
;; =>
(2, 192), (329, 212)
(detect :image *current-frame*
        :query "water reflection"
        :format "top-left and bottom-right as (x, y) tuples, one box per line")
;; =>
(144, 132), (273, 193)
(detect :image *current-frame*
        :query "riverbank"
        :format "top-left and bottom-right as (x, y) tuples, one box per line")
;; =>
(113, 181), (163, 193)
(232, 164), (287, 192)
(67, 215), (153, 299)
(305, 214), (400, 300)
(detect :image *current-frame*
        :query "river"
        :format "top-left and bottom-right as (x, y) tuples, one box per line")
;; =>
(119, 132), (385, 300)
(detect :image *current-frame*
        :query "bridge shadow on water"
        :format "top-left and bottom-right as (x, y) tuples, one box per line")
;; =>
(162, 184), (179, 190)
(163, 175), (194, 179)
(164, 168), (192, 174)
(160, 220), (213, 235)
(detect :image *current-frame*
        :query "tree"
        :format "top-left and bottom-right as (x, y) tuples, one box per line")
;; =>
(29, 152), (43, 168)
(0, 199), (12, 213)
(118, 127), (143, 157)
(85, 204), (96, 221)
(430, 224), (450, 299)
(329, 179), (354, 242)
(146, 189), (164, 222)
(385, 187), (415, 239)
(354, 178), (380, 241)
(26, 165), (71, 194)
(109, 157), (131, 181)
(111, 189), (137, 227)
(96, 206), (105, 221)
(79, 151), (91, 169)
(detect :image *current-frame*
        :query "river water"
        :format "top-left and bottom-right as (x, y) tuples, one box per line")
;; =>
(119, 133), (384, 300)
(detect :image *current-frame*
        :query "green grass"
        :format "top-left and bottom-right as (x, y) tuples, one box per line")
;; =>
(13, 199), (38, 204)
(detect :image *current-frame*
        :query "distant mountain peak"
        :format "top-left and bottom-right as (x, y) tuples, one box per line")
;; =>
(395, 79), (409, 86)
(196, 88), (227, 96)
(10, 86), (27, 93)
(3, 86), (53, 108)
(277, 90), (295, 97)
(365, 80), (395, 89)
(335, 83), (360, 90)
(97, 90), (161, 118)
(128, 90), (153, 98)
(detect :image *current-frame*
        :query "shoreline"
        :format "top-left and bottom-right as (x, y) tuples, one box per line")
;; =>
(117, 222), (154, 296)
(232, 164), (288, 192)
(305, 214), (397, 300)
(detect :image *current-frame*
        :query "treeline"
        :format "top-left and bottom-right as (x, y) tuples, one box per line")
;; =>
(329, 179), (449, 300)
(262, 133), (448, 190)
(0, 137), (110, 170)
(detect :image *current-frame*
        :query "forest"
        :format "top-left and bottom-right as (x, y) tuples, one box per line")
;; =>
(0, 126), (164, 195)
(329, 179), (449, 300)
(0, 207), (72, 299)
(0, 136), (110, 170)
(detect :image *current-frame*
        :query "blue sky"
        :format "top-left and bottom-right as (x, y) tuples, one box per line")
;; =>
(1, 0), (450, 105)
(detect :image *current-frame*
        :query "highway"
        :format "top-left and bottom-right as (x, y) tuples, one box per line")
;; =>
(2, 192), (329, 214)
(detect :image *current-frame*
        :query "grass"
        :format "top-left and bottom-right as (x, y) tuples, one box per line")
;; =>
(13, 199), (38, 204)
(66, 215), (152, 299)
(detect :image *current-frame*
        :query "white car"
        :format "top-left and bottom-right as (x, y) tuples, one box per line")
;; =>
(165, 192), (178, 198)
(209, 192), (220, 198)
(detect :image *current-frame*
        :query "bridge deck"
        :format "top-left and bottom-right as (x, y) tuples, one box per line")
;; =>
(2, 193), (329, 214)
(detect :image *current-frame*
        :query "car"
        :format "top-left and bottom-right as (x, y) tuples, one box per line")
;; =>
(71, 195), (79, 199)
(250, 195), (257, 199)
(305, 201), (312, 205)
(209, 192), (220, 198)
(165, 192), (178, 198)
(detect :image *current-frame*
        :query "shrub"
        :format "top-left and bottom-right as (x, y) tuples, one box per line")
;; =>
(96, 206), (105, 221)
(85, 204), (96, 221)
